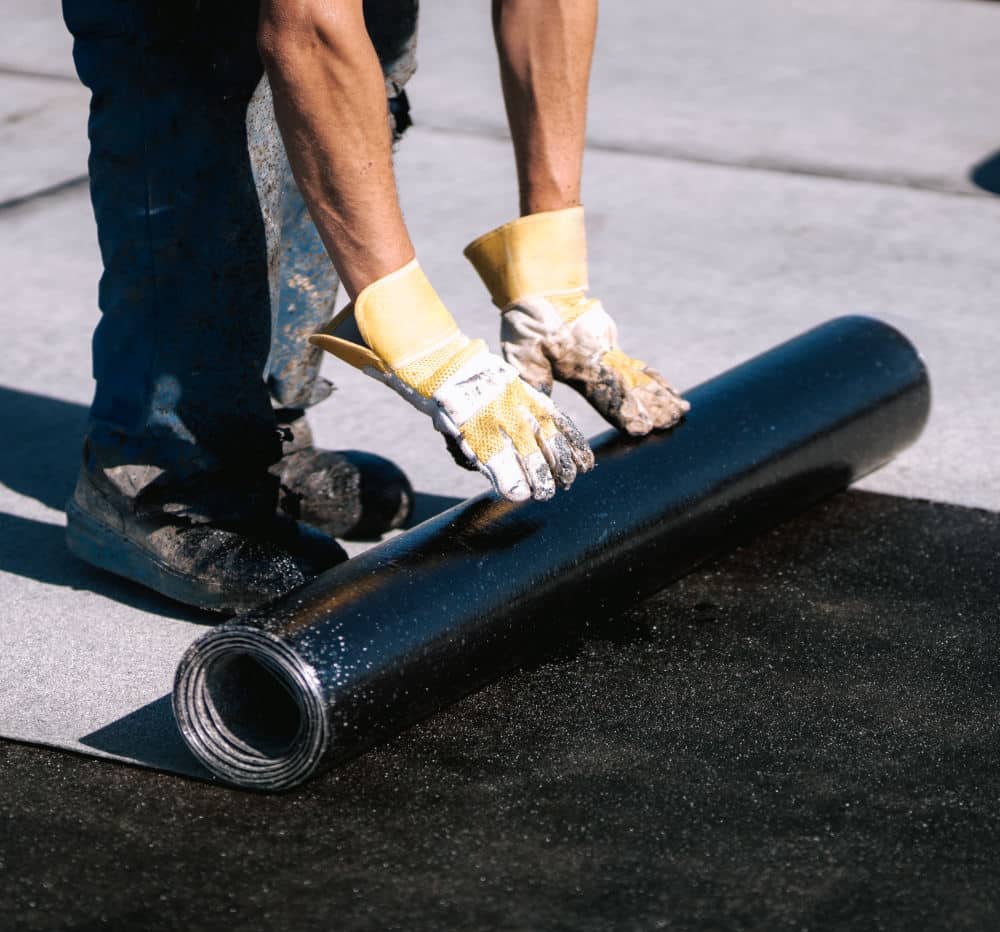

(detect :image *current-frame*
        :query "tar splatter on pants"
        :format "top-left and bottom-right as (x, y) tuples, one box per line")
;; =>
(62, 0), (417, 522)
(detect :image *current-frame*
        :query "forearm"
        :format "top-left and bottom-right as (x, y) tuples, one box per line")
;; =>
(492, 0), (597, 216)
(258, 0), (414, 298)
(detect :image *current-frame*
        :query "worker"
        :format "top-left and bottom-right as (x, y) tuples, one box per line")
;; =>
(62, 0), (688, 615)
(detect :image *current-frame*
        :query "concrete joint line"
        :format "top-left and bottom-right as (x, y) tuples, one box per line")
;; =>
(422, 121), (996, 202)
(0, 63), (78, 84)
(0, 175), (90, 215)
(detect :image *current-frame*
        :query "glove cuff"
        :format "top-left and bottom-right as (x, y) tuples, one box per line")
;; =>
(309, 258), (467, 382)
(464, 206), (589, 309)
(353, 259), (463, 370)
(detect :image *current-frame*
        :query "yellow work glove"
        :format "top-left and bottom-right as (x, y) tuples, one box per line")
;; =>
(464, 206), (690, 436)
(309, 260), (594, 503)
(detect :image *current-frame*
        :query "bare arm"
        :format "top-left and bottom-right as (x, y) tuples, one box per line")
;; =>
(472, 0), (689, 436)
(258, 0), (414, 298)
(258, 0), (595, 502)
(492, 0), (598, 216)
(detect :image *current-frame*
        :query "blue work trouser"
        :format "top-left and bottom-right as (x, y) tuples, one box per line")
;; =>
(62, 0), (417, 522)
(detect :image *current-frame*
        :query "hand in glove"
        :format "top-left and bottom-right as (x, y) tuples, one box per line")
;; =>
(465, 206), (690, 436)
(309, 260), (594, 503)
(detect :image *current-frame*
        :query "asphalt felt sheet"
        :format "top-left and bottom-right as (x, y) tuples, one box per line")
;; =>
(0, 538), (215, 778)
(0, 388), (208, 777)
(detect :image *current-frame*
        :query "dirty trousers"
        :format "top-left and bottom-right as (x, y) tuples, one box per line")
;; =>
(62, 0), (417, 522)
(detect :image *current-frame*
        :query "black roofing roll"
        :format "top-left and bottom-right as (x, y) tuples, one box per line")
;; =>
(174, 316), (930, 790)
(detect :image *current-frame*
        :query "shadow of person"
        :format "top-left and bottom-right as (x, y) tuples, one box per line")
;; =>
(0, 511), (211, 622)
(80, 694), (211, 778)
(0, 384), (87, 512)
(970, 148), (1000, 195)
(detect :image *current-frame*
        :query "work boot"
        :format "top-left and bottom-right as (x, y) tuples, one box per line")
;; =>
(271, 409), (413, 540)
(65, 467), (347, 615)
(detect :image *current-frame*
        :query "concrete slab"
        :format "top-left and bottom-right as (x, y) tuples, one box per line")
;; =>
(411, 0), (1000, 197)
(2, 122), (997, 513)
(345, 126), (1000, 511)
(0, 75), (89, 203)
(6, 0), (1000, 199)
(0, 0), (75, 80)
(0, 1), (86, 201)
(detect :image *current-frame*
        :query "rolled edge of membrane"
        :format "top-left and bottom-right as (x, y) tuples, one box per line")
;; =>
(173, 625), (329, 791)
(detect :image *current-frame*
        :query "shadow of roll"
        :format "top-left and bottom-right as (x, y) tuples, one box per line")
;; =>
(174, 316), (930, 790)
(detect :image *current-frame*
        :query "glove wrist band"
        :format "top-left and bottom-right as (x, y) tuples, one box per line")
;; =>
(463, 206), (590, 309)
(309, 259), (474, 397)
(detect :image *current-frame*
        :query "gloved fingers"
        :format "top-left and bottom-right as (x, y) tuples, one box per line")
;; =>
(645, 367), (689, 406)
(518, 447), (557, 501)
(500, 406), (558, 502)
(536, 422), (578, 490)
(486, 439), (558, 503)
(431, 347), (592, 501)
(456, 394), (557, 502)
(639, 372), (690, 429)
(442, 430), (479, 471)
(615, 391), (656, 436)
(612, 378), (689, 436)
(566, 348), (689, 436)
(483, 443), (533, 502)
(552, 412), (595, 472)
(631, 364), (690, 431)
(521, 385), (595, 478)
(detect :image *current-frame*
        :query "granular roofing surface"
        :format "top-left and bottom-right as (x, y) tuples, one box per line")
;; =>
(3, 491), (998, 930)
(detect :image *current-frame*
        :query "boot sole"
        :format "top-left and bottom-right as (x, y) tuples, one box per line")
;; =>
(65, 498), (238, 614)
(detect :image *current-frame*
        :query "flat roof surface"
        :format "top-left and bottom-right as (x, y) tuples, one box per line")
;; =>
(1, 0), (999, 928)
